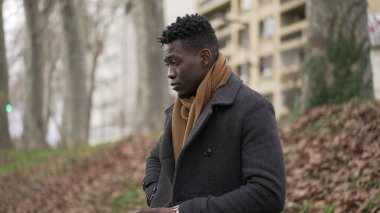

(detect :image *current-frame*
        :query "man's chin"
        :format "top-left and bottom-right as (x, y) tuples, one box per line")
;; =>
(177, 92), (193, 99)
(178, 94), (189, 99)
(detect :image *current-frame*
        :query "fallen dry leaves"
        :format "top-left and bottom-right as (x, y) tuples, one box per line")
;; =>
(1, 101), (379, 212)
(281, 101), (380, 212)
(0, 136), (156, 213)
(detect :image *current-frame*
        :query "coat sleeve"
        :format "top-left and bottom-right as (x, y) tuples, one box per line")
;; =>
(178, 99), (286, 213)
(142, 136), (162, 203)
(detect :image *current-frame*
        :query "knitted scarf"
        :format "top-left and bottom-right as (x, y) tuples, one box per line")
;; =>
(172, 53), (231, 163)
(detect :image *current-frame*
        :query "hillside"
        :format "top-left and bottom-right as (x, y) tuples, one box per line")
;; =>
(1, 101), (379, 212)
(281, 101), (380, 212)
(0, 137), (155, 213)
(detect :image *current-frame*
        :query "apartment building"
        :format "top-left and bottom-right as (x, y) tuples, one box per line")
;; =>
(197, 0), (306, 117)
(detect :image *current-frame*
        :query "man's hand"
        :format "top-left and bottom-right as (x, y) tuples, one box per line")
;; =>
(135, 207), (175, 213)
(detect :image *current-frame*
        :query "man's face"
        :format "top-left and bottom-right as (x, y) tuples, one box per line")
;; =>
(164, 40), (208, 99)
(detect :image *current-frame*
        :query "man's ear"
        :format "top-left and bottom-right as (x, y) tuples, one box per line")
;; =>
(199, 49), (212, 68)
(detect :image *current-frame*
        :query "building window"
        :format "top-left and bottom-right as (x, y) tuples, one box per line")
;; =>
(281, 30), (302, 42)
(260, 17), (275, 38)
(204, 3), (230, 21)
(280, 47), (304, 68)
(282, 88), (301, 110)
(260, 55), (273, 76)
(240, 0), (253, 11)
(239, 27), (250, 47)
(237, 63), (250, 83)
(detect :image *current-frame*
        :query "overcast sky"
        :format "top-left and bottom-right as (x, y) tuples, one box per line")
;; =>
(164, 0), (196, 25)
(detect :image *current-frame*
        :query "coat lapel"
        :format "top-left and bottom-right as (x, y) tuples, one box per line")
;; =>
(160, 106), (175, 182)
(184, 103), (213, 146)
(183, 73), (242, 150)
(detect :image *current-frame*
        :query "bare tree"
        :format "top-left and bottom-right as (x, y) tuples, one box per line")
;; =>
(43, 16), (62, 144)
(59, 0), (88, 147)
(126, 0), (169, 135)
(22, 0), (55, 149)
(0, 0), (12, 148)
(79, 0), (120, 143)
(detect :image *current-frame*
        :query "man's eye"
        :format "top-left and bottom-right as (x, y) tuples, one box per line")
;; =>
(166, 61), (178, 66)
(164, 59), (179, 66)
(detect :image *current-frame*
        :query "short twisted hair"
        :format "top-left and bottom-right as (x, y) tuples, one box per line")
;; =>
(158, 14), (219, 60)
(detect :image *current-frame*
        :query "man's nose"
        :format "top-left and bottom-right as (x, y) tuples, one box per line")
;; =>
(167, 66), (175, 79)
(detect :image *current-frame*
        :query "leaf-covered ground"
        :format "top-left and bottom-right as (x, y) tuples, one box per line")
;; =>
(0, 137), (155, 213)
(1, 101), (379, 212)
(281, 101), (380, 212)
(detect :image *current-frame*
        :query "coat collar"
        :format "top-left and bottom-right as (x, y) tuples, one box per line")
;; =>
(164, 73), (242, 116)
(208, 73), (242, 107)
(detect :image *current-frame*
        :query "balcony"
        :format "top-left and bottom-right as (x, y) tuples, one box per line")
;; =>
(210, 16), (231, 33)
(280, 21), (307, 47)
(280, 20), (307, 37)
(281, 64), (301, 75)
(281, 2), (306, 27)
(280, 35), (307, 51)
(198, 0), (230, 17)
(280, 0), (305, 13)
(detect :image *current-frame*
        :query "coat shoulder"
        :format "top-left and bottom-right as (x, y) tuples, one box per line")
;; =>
(234, 83), (274, 112)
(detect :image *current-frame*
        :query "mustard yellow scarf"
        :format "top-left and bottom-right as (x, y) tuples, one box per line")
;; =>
(172, 53), (231, 163)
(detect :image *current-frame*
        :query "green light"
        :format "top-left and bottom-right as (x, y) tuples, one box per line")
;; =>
(5, 103), (12, 113)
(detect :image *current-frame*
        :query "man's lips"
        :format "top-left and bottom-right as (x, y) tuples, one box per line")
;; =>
(170, 82), (181, 91)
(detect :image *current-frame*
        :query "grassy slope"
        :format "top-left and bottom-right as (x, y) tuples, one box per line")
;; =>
(0, 143), (114, 178)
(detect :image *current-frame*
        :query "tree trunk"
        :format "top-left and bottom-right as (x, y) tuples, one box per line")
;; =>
(84, 52), (98, 142)
(22, 0), (47, 149)
(78, 0), (118, 144)
(42, 22), (60, 145)
(0, 0), (12, 148)
(127, 0), (169, 135)
(301, 0), (373, 111)
(59, 0), (88, 147)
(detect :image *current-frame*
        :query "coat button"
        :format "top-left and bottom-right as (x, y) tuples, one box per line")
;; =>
(203, 148), (212, 157)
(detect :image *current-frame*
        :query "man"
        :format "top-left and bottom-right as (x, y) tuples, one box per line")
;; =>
(137, 14), (285, 213)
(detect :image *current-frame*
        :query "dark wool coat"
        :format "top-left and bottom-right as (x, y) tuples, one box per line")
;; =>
(143, 74), (286, 213)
